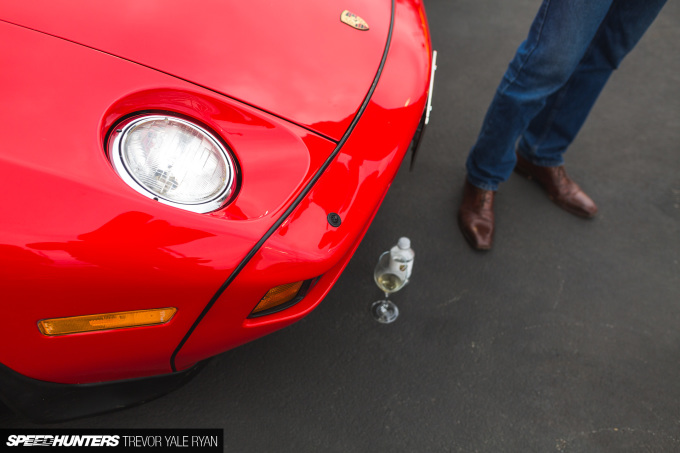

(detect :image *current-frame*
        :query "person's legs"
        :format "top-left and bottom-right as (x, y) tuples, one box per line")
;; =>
(460, 0), (614, 249)
(465, 0), (614, 191)
(460, 0), (668, 250)
(518, 0), (668, 166)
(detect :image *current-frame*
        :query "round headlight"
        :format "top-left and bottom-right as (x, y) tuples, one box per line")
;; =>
(108, 115), (236, 213)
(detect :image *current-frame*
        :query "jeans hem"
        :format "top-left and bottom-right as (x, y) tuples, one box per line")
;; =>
(465, 175), (498, 192)
(516, 145), (564, 168)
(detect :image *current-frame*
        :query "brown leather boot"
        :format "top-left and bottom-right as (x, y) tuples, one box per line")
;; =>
(514, 153), (598, 218)
(458, 179), (495, 250)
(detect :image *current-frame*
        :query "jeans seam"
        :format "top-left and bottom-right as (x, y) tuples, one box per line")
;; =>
(528, 1), (615, 154)
(530, 78), (572, 152)
(499, 0), (552, 95)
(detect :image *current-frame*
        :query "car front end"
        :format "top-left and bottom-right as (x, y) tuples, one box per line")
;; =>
(0, 0), (434, 422)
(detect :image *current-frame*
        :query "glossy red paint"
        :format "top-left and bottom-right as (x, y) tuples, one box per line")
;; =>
(0, 0), (390, 141)
(0, 21), (335, 383)
(175, 0), (433, 370)
(0, 0), (432, 392)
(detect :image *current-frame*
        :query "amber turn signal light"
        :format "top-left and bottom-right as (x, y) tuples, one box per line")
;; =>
(38, 308), (177, 336)
(251, 281), (305, 315)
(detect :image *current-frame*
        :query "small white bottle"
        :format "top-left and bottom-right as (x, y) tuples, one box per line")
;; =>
(389, 237), (415, 284)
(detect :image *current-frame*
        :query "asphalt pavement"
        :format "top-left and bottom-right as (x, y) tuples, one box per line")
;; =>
(2, 0), (679, 451)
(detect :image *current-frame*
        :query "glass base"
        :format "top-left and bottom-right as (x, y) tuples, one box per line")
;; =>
(371, 300), (399, 324)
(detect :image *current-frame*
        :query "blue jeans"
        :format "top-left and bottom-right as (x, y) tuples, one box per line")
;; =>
(466, 0), (667, 191)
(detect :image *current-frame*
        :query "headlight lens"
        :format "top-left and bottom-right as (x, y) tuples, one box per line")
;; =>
(109, 115), (236, 213)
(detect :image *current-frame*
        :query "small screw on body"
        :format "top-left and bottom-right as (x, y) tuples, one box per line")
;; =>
(327, 213), (342, 227)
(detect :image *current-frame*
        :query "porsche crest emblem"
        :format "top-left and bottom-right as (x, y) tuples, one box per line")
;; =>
(340, 10), (369, 31)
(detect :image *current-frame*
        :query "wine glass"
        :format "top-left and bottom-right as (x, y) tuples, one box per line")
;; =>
(371, 251), (406, 323)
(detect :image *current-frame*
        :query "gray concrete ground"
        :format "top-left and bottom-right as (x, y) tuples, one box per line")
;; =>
(2, 0), (679, 451)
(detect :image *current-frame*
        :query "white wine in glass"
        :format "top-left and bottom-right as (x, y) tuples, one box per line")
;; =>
(371, 251), (405, 323)
(375, 272), (405, 294)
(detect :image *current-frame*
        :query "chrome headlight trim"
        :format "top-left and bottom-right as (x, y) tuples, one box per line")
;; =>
(108, 114), (236, 213)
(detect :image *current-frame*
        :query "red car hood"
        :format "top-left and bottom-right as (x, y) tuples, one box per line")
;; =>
(0, 0), (391, 141)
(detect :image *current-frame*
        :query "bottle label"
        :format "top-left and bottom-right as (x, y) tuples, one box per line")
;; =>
(389, 260), (408, 276)
(389, 256), (412, 281)
(403, 260), (414, 280)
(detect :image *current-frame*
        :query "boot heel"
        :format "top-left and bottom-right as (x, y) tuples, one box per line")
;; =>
(514, 163), (532, 180)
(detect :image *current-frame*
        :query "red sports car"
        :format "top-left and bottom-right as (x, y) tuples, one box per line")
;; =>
(0, 0), (434, 422)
